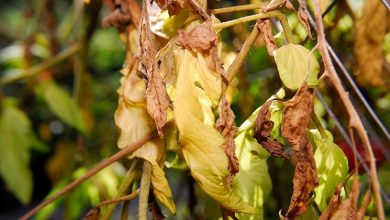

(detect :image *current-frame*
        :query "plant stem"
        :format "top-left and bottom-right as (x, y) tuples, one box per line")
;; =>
(97, 190), (139, 207)
(120, 200), (131, 220)
(312, 1), (384, 219)
(20, 131), (156, 220)
(101, 160), (140, 220)
(138, 161), (153, 220)
(0, 43), (81, 86)
(213, 11), (293, 43)
(210, 3), (266, 14)
(311, 113), (327, 138)
(222, 26), (259, 96)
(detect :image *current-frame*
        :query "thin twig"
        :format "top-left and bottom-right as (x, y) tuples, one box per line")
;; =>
(210, 3), (266, 14)
(312, 1), (385, 219)
(97, 190), (139, 207)
(1, 43), (81, 86)
(20, 131), (156, 220)
(311, 113), (328, 139)
(222, 26), (259, 97)
(101, 160), (140, 220)
(138, 161), (153, 220)
(213, 11), (294, 44)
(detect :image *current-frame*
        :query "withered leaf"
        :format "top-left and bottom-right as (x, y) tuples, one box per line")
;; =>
(319, 183), (343, 220)
(329, 177), (360, 220)
(281, 84), (318, 219)
(215, 97), (239, 185)
(176, 20), (217, 54)
(102, 9), (131, 28)
(354, 0), (388, 87)
(263, 0), (286, 12)
(140, 2), (171, 137)
(281, 83), (314, 151)
(154, 0), (185, 16)
(82, 207), (100, 220)
(254, 100), (288, 159)
(257, 19), (276, 57)
(297, 0), (313, 39)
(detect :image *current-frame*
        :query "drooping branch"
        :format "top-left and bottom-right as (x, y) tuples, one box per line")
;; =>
(312, 1), (384, 219)
(20, 131), (156, 220)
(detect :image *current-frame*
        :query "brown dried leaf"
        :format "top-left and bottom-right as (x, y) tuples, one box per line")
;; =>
(263, 0), (286, 12)
(257, 19), (276, 57)
(319, 183), (343, 220)
(329, 178), (360, 220)
(354, 0), (389, 87)
(215, 97), (239, 185)
(297, 1), (313, 39)
(82, 207), (100, 220)
(140, 3), (172, 136)
(281, 83), (313, 151)
(176, 20), (217, 54)
(281, 84), (318, 219)
(102, 9), (131, 28)
(254, 100), (288, 159)
(154, 0), (185, 16)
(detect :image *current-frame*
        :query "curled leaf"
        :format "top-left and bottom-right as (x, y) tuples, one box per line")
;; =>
(215, 97), (239, 185)
(140, 3), (172, 136)
(254, 100), (288, 159)
(274, 44), (319, 90)
(297, 0), (313, 39)
(281, 84), (318, 219)
(173, 49), (255, 213)
(319, 183), (343, 220)
(256, 19), (276, 56)
(176, 20), (217, 54)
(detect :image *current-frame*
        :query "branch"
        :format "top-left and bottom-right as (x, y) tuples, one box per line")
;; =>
(0, 43), (81, 86)
(210, 3), (266, 14)
(97, 190), (139, 207)
(213, 11), (293, 44)
(138, 161), (153, 220)
(312, 1), (385, 219)
(20, 131), (156, 220)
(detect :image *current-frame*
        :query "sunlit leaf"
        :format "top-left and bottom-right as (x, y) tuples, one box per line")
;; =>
(233, 107), (272, 219)
(0, 100), (33, 204)
(308, 129), (349, 211)
(273, 44), (320, 90)
(38, 81), (86, 133)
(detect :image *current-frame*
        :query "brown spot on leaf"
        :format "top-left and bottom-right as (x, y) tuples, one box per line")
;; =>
(254, 100), (288, 159)
(257, 19), (276, 57)
(140, 2), (172, 137)
(176, 20), (218, 54)
(215, 97), (239, 185)
(281, 84), (318, 219)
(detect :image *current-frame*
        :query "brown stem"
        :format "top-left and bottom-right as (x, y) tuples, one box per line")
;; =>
(138, 161), (153, 220)
(20, 131), (156, 220)
(312, 1), (384, 219)
(210, 2), (266, 14)
(97, 190), (139, 207)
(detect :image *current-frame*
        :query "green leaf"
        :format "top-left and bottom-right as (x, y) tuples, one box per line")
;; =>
(38, 81), (86, 133)
(0, 100), (33, 204)
(308, 129), (349, 211)
(273, 44), (320, 90)
(233, 106), (274, 220)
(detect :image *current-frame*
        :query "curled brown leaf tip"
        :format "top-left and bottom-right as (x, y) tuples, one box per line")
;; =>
(297, 0), (313, 39)
(154, 0), (185, 16)
(176, 20), (217, 54)
(257, 19), (276, 57)
(215, 97), (239, 185)
(140, 3), (172, 137)
(281, 84), (318, 219)
(319, 183), (343, 220)
(254, 100), (288, 159)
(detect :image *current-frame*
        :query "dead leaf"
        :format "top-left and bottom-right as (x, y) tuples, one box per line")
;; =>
(154, 0), (185, 16)
(319, 183), (343, 220)
(254, 100), (288, 159)
(215, 97), (239, 185)
(140, 2), (172, 137)
(82, 207), (100, 220)
(297, 0), (313, 39)
(354, 0), (389, 87)
(257, 19), (276, 56)
(176, 20), (217, 53)
(281, 83), (314, 151)
(281, 84), (318, 218)
(263, 0), (286, 12)
(329, 177), (360, 220)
